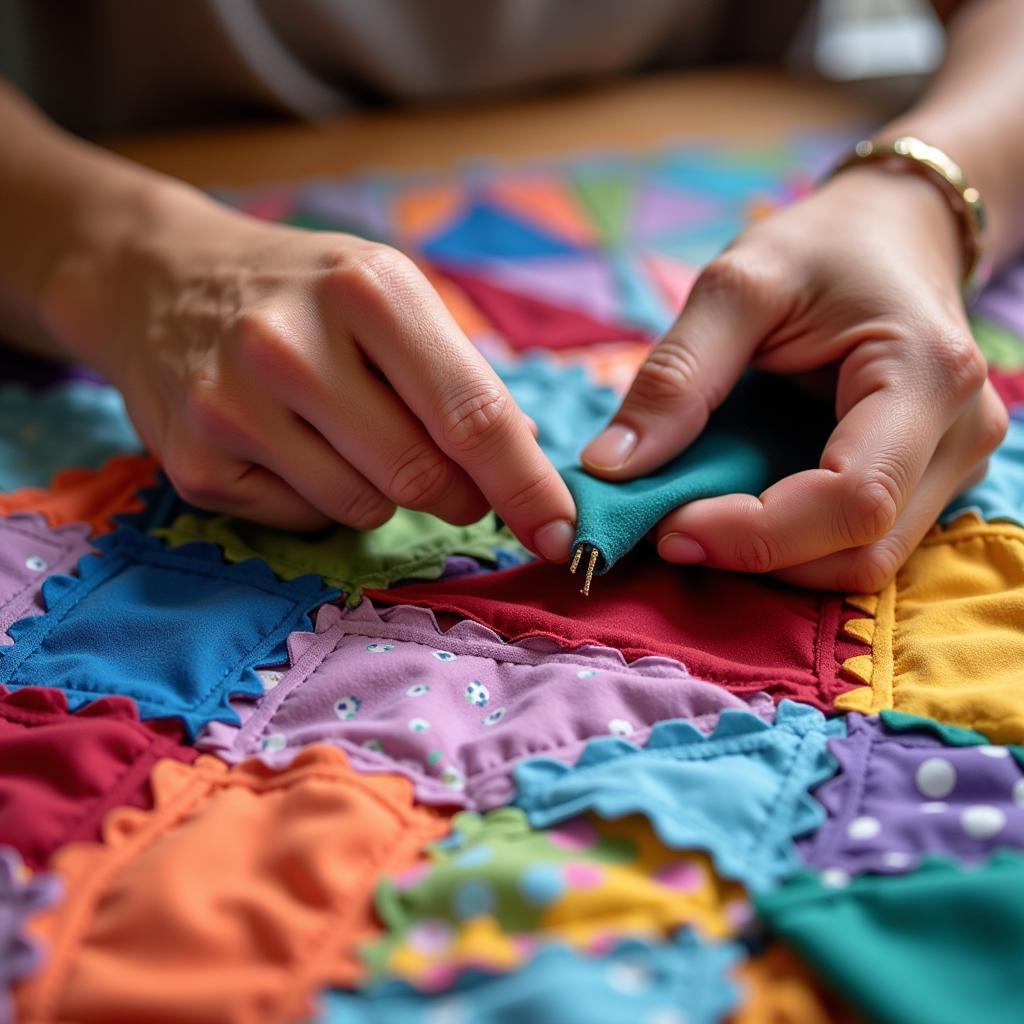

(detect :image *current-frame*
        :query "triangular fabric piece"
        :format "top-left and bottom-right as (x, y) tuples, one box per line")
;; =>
(629, 184), (719, 242)
(570, 171), (633, 244)
(394, 183), (465, 243)
(436, 265), (650, 350)
(466, 254), (622, 325)
(656, 150), (788, 201)
(645, 252), (698, 314)
(608, 249), (672, 335)
(486, 176), (598, 246)
(297, 180), (392, 242)
(651, 217), (742, 267)
(421, 202), (582, 263)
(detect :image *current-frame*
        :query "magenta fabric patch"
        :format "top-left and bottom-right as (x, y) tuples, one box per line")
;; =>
(198, 600), (775, 810)
(801, 713), (1024, 876)
(0, 514), (93, 646)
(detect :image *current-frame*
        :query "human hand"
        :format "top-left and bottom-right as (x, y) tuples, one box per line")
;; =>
(581, 165), (1009, 591)
(42, 184), (576, 559)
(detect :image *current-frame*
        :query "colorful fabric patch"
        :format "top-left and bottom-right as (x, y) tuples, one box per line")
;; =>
(733, 943), (860, 1024)
(0, 455), (159, 538)
(368, 554), (863, 710)
(0, 382), (141, 491)
(320, 931), (741, 1024)
(755, 853), (1024, 1024)
(0, 527), (335, 738)
(973, 264), (1024, 342)
(0, 846), (61, 1024)
(496, 356), (618, 471)
(0, 515), (92, 645)
(15, 747), (450, 1024)
(198, 600), (773, 810)
(364, 807), (747, 987)
(515, 701), (843, 891)
(801, 713), (1024, 875)
(970, 315), (1024, 371)
(0, 685), (196, 871)
(837, 514), (1024, 743)
(153, 509), (520, 606)
(943, 417), (1024, 527)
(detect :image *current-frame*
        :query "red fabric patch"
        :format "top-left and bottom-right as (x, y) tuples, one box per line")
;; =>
(990, 368), (1024, 411)
(0, 686), (197, 870)
(435, 264), (651, 350)
(367, 552), (863, 710)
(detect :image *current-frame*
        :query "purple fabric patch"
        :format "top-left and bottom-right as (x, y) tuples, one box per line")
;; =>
(801, 713), (1024, 875)
(198, 600), (775, 810)
(0, 515), (94, 645)
(0, 846), (62, 1024)
(973, 260), (1024, 338)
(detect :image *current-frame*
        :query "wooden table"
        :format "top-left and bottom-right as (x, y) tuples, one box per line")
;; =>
(108, 69), (894, 188)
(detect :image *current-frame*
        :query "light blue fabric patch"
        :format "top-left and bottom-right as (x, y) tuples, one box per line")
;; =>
(0, 527), (336, 738)
(942, 416), (1024, 527)
(608, 249), (671, 335)
(495, 357), (618, 471)
(0, 382), (141, 492)
(514, 700), (844, 892)
(318, 931), (741, 1024)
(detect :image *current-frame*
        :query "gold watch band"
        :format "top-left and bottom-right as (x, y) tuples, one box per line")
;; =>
(828, 136), (990, 296)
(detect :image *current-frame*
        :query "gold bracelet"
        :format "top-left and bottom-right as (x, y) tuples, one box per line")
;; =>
(828, 136), (990, 297)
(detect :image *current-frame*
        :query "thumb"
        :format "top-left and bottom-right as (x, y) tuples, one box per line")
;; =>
(581, 253), (786, 479)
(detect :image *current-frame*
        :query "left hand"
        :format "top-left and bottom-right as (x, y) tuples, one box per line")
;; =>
(580, 164), (1009, 592)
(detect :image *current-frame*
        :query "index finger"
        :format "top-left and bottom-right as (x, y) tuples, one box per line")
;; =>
(323, 248), (577, 561)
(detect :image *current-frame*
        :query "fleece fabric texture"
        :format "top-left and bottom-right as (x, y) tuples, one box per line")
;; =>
(561, 372), (836, 573)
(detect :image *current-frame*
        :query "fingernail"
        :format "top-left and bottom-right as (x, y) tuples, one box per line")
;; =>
(658, 533), (707, 564)
(533, 519), (575, 562)
(582, 424), (638, 471)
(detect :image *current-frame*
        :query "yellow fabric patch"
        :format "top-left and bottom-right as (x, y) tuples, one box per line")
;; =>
(836, 514), (1024, 742)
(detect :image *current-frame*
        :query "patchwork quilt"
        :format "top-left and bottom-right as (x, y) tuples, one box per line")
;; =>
(3, 135), (1024, 1024)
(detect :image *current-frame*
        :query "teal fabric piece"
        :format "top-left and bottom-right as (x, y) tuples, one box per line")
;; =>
(514, 700), (844, 892)
(0, 382), (142, 492)
(318, 931), (741, 1024)
(755, 853), (1024, 1024)
(562, 372), (836, 573)
(942, 415), (1024, 527)
(495, 357), (619, 471)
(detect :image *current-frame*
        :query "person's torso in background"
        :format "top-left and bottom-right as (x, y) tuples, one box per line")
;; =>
(2, 0), (809, 136)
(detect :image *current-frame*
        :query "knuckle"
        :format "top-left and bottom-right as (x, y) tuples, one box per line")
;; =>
(387, 443), (453, 508)
(931, 331), (988, 398)
(328, 243), (420, 301)
(837, 544), (904, 595)
(164, 453), (227, 507)
(630, 343), (708, 407)
(692, 249), (781, 306)
(437, 380), (516, 456)
(732, 528), (779, 574)
(974, 399), (1010, 460)
(500, 464), (556, 513)
(839, 469), (902, 545)
(332, 486), (395, 530)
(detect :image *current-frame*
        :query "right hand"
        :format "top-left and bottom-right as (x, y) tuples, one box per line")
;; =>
(42, 183), (577, 560)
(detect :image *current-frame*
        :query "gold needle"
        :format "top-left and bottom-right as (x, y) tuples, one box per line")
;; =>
(569, 544), (583, 575)
(581, 546), (598, 597)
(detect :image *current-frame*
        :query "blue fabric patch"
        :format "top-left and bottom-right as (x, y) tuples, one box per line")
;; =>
(495, 357), (618, 471)
(514, 700), (844, 892)
(0, 382), (141, 492)
(942, 416), (1024, 527)
(0, 527), (336, 738)
(422, 202), (582, 263)
(608, 249), (671, 335)
(318, 931), (741, 1024)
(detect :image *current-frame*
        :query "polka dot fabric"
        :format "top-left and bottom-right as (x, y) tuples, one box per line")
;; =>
(1, 138), (1024, 1024)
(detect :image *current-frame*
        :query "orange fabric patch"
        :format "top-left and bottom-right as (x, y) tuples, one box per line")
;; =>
(395, 183), (464, 242)
(732, 944), (861, 1024)
(486, 177), (597, 246)
(0, 455), (158, 537)
(16, 746), (450, 1024)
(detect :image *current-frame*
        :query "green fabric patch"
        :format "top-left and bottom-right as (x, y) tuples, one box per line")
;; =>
(880, 710), (1024, 768)
(971, 316), (1024, 370)
(153, 509), (523, 605)
(755, 852), (1024, 1024)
